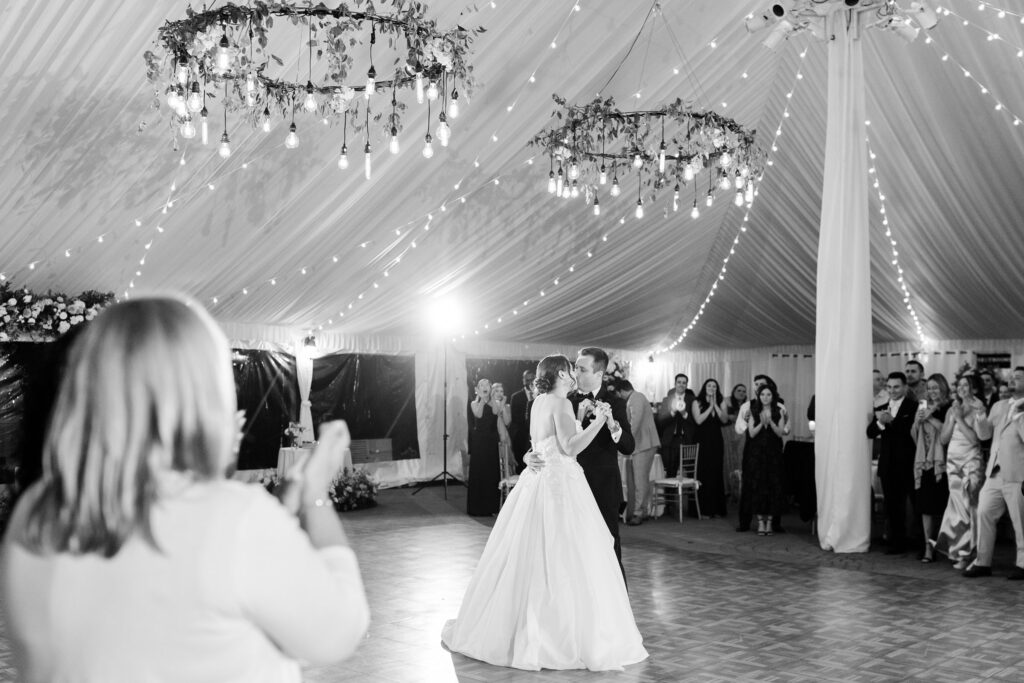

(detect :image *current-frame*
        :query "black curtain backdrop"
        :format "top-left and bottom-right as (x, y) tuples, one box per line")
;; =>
(233, 349), (299, 470)
(465, 358), (538, 401)
(310, 353), (418, 460)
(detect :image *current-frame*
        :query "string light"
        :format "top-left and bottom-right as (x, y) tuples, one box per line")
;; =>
(925, 35), (1024, 132)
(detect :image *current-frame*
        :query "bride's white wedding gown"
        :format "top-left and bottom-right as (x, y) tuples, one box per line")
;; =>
(441, 431), (648, 671)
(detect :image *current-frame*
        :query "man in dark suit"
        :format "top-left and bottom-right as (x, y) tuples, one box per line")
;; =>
(508, 369), (535, 473)
(570, 347), (635, 573)
(866, 371), (918, 554)
(657, 373), (696, 478)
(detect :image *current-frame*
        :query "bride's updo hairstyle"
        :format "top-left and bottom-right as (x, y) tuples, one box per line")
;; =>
(534, 354), (572, 394)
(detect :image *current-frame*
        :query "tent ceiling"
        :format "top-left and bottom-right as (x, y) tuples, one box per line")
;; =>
(2, 1), (1024, 351)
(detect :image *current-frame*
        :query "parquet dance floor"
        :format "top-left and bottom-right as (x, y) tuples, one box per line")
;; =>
(3, 484), (1024, 682)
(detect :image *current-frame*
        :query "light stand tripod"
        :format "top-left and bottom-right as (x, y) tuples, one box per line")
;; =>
(413, 340), (464, 498)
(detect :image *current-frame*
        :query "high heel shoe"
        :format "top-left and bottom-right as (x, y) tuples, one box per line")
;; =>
(765, 520), (774, 536)
(756, 518), (767, 536)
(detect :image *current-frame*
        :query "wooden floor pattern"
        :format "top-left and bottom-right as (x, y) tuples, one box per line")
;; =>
(3, 484), (1024, 682)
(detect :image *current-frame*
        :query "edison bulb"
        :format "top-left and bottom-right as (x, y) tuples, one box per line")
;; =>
(658, 143), (666, 173)
(683, 164), (695, 182)
(599, 165), (607, 185)
(415, 74), (424, 104)
(555, 169), (564, 196)
(593, 198), (600, 216)
(246, 71), (257, 93)
(569, 162), (579, 180)
(447, 91), (460, 118)
(610, 178), (621, 197)
(176, 59), (190, 85)
(719, 151), (732, 168)
(734, 190), (744, 206)
(261, 107), (271, 132)
(389, 128), (400, 155)
(364, 142), (372, 179)
(187, 83), (202, 112)
(719, 174), (732, 191)
(547, 172), (556, 193)
(426, 80), (439, 101)
(436, 116), (451, 147)
(632, 152), (642, 169)
(365, 66), (376, 99)
(735, 174), (745, 190)
(570, 181), (579, 198)
(218, 132), (231, 158)
(216, 34), (231, 72)
(285, 122), (299, 149)
(635, 200), (644, 219)
(200, 107), (209, 145)
(422, 134), (434, 158)
(180, 116), (196, 139)
(303, 83), (317, 112)
(690, 202), (700, 219)
(338, 144), (350, 169)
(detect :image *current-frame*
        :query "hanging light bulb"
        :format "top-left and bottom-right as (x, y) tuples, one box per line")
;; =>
(735, 173), (745, 190)
(706, 191), (713, 208)
(632, 151), (643, 169)
(187, 82), (203, 112)
(426, 80), (439, 101)
(436, 112), (451, 147)
(740, 165), (750, 178)
(568, 161), (579, 180)
(547, 171), (556, 193)
(673, 184), (680, 212)
(180, 115), (196, 139)
(658, 141), (667, 173)
(691, 201), (700, 220)
(570, 180), (579, 198)
(745, 184), (755, 203)
(415, 72), (425, 104)
(261, 106), (272, 132)
(593, 196), (601, 216)
(364, 141), (372, 179)
(599, 164), (607, 185)
(734, 189), (744, 206)
(218, 131), (231, 158)
(216, 33), (232, 72)
(447, 89), (460, 118)
(176, 57), (190, 85)
(365, 66), (376, 100)
(303, 82), (317, 112)
(338, 144), (349, 169)
(683, 163), (695, 182)
(166, 87), (181, 110)
(200, 106), (209, 145)
(422, 134), (435, 159)
(719, 174), (732, 191)
(632, 199), (642, 219)
(610, 176), (621, 197)
(389, 127), (400, 154)
(556, 168), (564, 196)
(719, 151), (732, 168)
(245, 72), (257, 107)
(285, 122), (299, 149)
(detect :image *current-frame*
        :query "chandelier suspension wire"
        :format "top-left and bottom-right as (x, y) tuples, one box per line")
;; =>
(598, 0), (659, 95)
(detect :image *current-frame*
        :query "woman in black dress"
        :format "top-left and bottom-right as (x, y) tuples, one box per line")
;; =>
(745, 384), (789, 535)
(913, 373), (951, 562)
(692, 379), (728, 518)
(467, 378), (500, 516)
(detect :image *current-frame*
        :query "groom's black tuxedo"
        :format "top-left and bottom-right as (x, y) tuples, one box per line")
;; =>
(570, 386), (635, 572)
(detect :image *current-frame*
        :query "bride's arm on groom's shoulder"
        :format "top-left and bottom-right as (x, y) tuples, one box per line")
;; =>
(555, 398), (606, 457)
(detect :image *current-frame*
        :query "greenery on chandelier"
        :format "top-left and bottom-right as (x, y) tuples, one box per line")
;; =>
(529, 95), (765, 205)
(0, 282), (114, 342)
(145, 1), (483, 146)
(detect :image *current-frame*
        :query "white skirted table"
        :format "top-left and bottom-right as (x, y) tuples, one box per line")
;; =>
(618, 452), (666, 518)
(278, 445), (353, 477)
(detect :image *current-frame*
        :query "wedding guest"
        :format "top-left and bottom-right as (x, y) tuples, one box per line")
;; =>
(871, 369), (891, 462)
(935, 373), (990, 568)
(658, 374), (696, 478)
(735, 375), (785, 532)
(964, 366), (1024, 579)
(905, 360), (926, 402)
(508, 370), (535, 472)
(722, 384), (747, 502)
(867, 372), (918, 554)
(614, 379), (659, 525)
(0, 296), (370, 682)
(911, 374), (951, 563)
(693, 379), (728, 518)
(746, 384), (789, 535)
(999, 383), (1012, 402)
(467, 378), (501, 516)
(980, 371), (1001, 411)
(491, 383), (514, 476)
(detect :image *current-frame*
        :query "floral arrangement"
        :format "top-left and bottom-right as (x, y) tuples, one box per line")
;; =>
(283, 421), (304, 446)
(0, 283), (114, 342)
(329, 468), (379, 512)
(255, 469), (281, 494)
(144, 0), (483, 144)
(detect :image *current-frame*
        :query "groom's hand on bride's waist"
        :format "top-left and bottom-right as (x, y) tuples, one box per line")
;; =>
(524, 450), (545, 472)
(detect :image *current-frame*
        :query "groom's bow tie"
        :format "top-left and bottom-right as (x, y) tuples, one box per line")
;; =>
(580, 392), (595, 401)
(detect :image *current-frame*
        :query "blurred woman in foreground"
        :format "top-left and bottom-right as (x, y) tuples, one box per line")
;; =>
(1, 295), (369, 682)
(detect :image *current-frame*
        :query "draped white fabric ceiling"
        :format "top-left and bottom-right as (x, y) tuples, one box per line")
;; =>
(2, 0), (1023, 351)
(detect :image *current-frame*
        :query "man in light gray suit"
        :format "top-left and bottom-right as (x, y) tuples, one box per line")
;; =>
(965, 366), (1024, 579)
(615, 379), (660, 526)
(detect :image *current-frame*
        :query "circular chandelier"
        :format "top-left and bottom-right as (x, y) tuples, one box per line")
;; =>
(145, 1), (482, 176)
(529, 95), (765, 219)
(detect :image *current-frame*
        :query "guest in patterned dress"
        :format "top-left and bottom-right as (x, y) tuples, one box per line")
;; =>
(912, 374), (951, 563)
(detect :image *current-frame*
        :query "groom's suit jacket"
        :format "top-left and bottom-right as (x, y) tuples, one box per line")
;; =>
(571, 385), (636, 471)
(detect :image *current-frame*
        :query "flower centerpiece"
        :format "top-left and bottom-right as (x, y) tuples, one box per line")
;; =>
(329, 468), (379, 512)
(0, 282), (114, 342)
(283, 421), (304, 447)
(255, 469), (281, 494)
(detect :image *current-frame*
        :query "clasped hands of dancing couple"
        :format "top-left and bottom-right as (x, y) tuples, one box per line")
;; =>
(441, 349), (647, 672)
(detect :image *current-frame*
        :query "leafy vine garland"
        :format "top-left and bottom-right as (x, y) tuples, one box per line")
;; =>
(0, 283), (114, 342)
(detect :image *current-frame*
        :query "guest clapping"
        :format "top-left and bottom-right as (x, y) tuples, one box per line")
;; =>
(746, 384), (789, 536)
(692, 379), (728, 518)
(911, 374), (951, 563)
(0, 296), (370, 682)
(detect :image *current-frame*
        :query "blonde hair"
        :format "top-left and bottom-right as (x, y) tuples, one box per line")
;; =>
(23, 295), (237, 556)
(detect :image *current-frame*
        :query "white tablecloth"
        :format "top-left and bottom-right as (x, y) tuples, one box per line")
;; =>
(277, 446), (353, 478)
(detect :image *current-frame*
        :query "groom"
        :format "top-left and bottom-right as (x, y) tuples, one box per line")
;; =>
(571, 347), (635, 575)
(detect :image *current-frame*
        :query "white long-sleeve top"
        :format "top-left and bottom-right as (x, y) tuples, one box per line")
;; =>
(1, 479), (370, 683)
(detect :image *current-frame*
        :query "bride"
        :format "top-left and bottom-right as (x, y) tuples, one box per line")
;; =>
(441, 354), (648, 671)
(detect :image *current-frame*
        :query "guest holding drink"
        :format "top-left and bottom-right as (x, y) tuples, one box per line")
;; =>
(693, 379), (728, 518)
(912, 374), (952, 563)
(935, 374), (992, 568)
